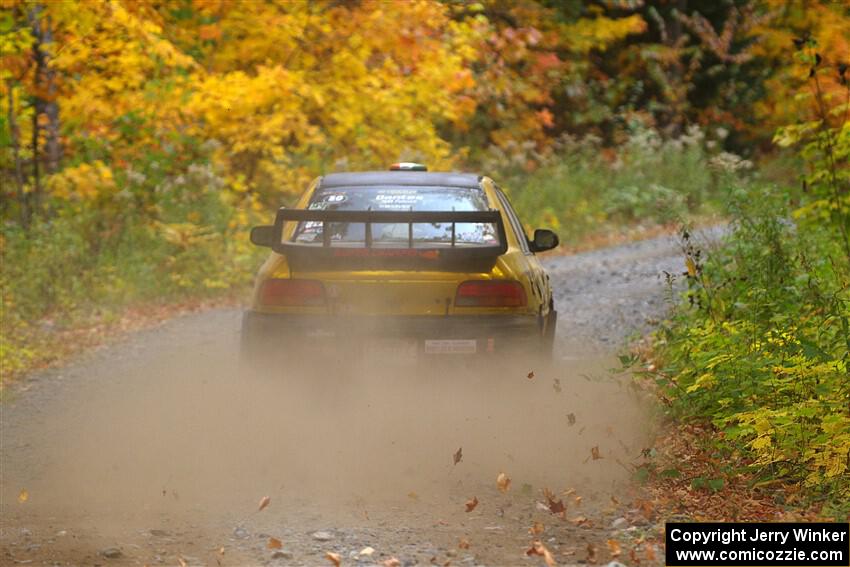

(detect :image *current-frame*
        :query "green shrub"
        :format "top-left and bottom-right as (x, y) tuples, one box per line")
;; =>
(654, 185), (849, 505)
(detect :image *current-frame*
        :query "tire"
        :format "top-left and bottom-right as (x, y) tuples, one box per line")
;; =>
(542, 308), (557, 361)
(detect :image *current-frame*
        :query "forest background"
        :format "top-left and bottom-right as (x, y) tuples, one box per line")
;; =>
(1, 0), (848, 510)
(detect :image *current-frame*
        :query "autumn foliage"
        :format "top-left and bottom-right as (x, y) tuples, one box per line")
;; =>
(1, 2), (849, 510)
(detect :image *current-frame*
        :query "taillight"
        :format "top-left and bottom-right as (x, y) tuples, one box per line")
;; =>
(455, 280), (527, 307)
(260, 279), (325, 307)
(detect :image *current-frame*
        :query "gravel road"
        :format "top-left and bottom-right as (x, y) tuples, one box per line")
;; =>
(1, 228), (722, 567)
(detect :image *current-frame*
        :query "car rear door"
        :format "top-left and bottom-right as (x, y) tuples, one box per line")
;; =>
(492, 185), (553, 317)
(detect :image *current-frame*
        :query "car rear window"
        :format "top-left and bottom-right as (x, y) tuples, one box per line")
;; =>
(292, 185), (497, 247)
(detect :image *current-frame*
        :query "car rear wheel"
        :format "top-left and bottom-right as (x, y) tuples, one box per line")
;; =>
(542, 308), (557, 360)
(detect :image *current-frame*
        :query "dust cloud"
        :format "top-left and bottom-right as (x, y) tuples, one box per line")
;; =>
(3, 324), (651, 541)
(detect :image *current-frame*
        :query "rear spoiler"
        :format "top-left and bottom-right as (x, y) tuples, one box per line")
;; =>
(250, 208), (508, 266)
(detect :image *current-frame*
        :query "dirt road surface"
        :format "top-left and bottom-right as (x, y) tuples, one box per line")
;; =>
(1, 229), (721, 567)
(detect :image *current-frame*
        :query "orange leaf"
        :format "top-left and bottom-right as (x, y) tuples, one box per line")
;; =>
(458, 537), (470, 549)
(529, 521), (544, 535)
(646, 545), (657, 561)
(591, 446), (602, 460)
(607, 539), (622, 558)
(526, 540), (557, 566)
(18, 489), (28, 503)
(267, 537), (282, 549)
(496, 472), (511, 493)
(258, 495), (271, 511)
(586, 543), (597, 564)
(381, 558), (401, 567)
(465, 496), (478, 512)
(326, 551), (341, 567)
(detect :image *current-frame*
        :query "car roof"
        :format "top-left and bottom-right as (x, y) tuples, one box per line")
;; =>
(318, 171), (483, 189)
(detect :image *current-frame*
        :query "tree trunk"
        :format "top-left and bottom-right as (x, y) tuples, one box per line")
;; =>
(39, 13), (61, 174)
(28, 2), (62, 218)
(6, 81), (30, 228)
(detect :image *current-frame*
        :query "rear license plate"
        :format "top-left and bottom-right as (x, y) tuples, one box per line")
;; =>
(424, 339), (477, 355)
(365, 338), (419, 362)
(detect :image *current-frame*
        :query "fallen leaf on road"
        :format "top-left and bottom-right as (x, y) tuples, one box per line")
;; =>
(638, 498), (655, 520)
(408, 491), (419, 501)
(574, 495), (583, 506)
(258, 495), (270, 511)
(548, 497), (566, 518)
(358, 547), (375, 557)
(381, 558), (401, 567)
(646, 545), (657, 561)
(453, 447), (463, 465)
(561, 487), (576, 497)
(526, 540), (557, 566)
(591, 446), (602, 460)
(527, 370), (535, 379)
(465, 496), (479, 512)
(607, 539), (622, 558)
(178, 557), (188, 567)
(18, 489), (28, 503)
(217, 547), (225, 556)
(567, 413), (576, 425)
(267, 537), (282, 549)
(496, 472), (511, 493)
(326, 551), (341, 566)
(570, 516), (588, 526)
(529, 521), (544, 535)
(458, 537), (470, 549)
(629, 547), (640, 565)
(586, 543), (597, 564)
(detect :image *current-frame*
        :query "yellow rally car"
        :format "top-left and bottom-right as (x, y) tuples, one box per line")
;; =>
(243, 164), (559, 362)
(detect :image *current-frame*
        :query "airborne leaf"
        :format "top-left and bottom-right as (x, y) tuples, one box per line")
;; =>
(496, 472), (511, 493)
(258, 495), (271, 511)
(453, 447), (463, 465)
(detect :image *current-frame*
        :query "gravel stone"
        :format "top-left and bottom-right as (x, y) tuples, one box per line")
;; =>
(99, 547), (123, 559)
(611, 517), (628, 529)
(312, 531), (334, 541)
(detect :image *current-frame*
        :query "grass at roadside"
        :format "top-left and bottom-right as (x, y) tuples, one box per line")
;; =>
(497, 125), (744, 242)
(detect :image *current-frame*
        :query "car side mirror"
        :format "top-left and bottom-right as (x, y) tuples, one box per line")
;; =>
(530, 228), (559, 252)
(250, 225), (276, 247)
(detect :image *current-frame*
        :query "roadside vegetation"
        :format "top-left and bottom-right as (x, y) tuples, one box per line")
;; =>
(638, 43), (849, 513)
(0, 0), (847, 509)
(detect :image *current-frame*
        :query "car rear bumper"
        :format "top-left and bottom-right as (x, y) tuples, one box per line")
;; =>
(241, 310), (545, 357)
